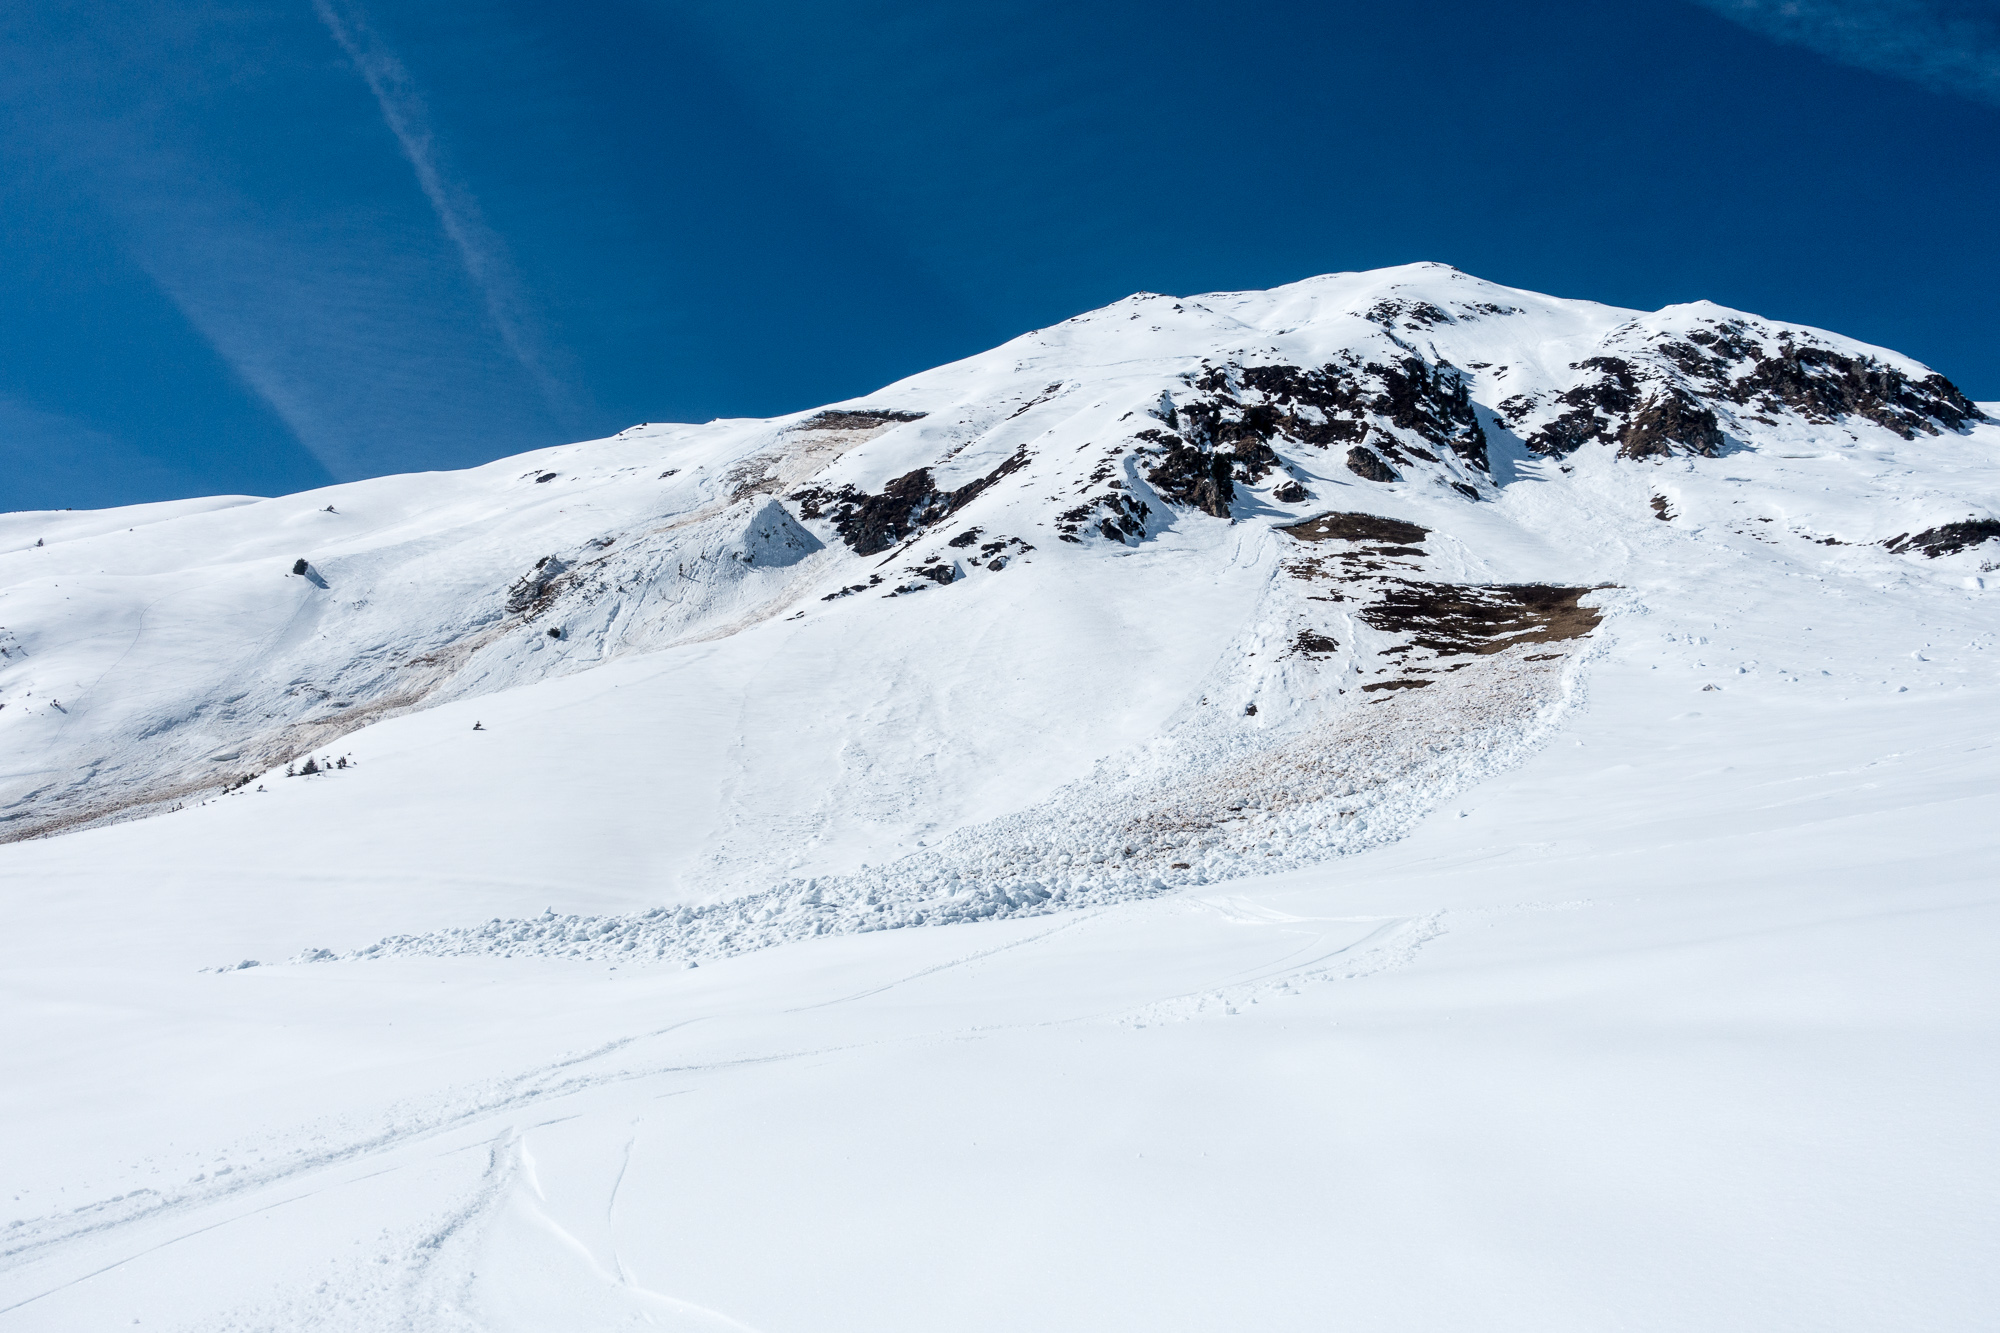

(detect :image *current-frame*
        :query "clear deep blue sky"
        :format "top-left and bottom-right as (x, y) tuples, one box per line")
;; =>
(3, 0), (1997, 511)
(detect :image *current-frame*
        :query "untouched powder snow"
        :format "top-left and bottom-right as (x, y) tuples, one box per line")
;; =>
(1, 265), (1996, 1330)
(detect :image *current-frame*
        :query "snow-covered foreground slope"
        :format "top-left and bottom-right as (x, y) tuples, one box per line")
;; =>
(2, 265), (1997, 1327)
(2, 619), (1994, 1330)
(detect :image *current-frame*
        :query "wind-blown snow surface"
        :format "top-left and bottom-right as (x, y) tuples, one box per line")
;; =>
(2, 265), (1997, 1328)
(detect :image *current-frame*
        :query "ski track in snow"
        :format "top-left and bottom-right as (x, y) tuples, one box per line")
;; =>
(1, 868), (1489, 1303)
(4, 902), (1106, 1281)
(1, 887), (1438, 1323)
(1114, 909), (1451, 1027)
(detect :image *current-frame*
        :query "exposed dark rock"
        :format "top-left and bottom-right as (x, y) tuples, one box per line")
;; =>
(1185, 360), (1487, 470)
(1651, 495), (1676, 522)
(1670, 321), (1987, 447)
(1361, 299), (1452, 330)
(291, 559), (308, 576)
(1884, 520), (2000, 558)
(1107, 494), (1151, 538)
(1367, 357), (1489, 471)
(1660, 326), (1981, 438)
(1665, 323), (1763, 368)
(1524, 357), (1642, 456)
(1495, 393), (1540, 427)
(829, 469), (951, 555)
(947, 527), (983, 548)
(912, 563), (958, 585)
(1234, 366), (1369, 448)
(1272, 480), (1309, 504)
(1524, 408), (1606, 457)
(1055, 502), (1092, 543)
(1451, 482), (1480, 501)
(1059, 492), (1152, 543)
(821, 574), (885, 601)
(1291, 630), (1339, 658)
(535, 473), (557, 483)
(797, 409), (928, 431)
(1573, 357), (1643, 415)
(1731, 351), (1979, 438)
(1346, 447), (1399, 483)
(1522, 352), (1737, 460)
(1224, 437), (1282, 484)
(1143, 435), (1234, 517)
(793, 447), (1032, 555)
(788, 486), (839, 521)
(1617, 393), (1724, 460)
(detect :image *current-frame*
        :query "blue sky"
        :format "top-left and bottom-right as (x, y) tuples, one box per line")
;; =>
(3, 0), (1997, 511)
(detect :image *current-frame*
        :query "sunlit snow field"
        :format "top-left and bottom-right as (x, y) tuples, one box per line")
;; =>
(6, 560), (1995, 1331)
(2, 269), (1996, 1330)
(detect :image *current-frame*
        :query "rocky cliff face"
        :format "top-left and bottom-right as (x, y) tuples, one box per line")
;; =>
(1498, 306), (1980, 461)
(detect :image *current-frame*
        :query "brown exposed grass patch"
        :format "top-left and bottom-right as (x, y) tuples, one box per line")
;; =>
(1278, 512), (1430, 546)
(1360, 583), (1604, 657)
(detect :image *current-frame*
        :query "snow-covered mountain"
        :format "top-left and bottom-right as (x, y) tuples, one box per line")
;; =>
(3, 265), (1997, 1330)
(2, 264), (1991, 941)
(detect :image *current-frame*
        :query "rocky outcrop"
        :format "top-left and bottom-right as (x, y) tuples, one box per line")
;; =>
(791, 447), (1031, 555)
(1346, 447), (1399, 482)
(1657, 330), (1981, 438)
(1617, 393), (1725, 460)
(1131, 355), (1486, 512)
(1523, 357), (1644, 456)
(1884, 520), (2000, 558)
(825, 468), (953, 556)
(1186, 359), (1487, 471)
(1513, 315), (1984, 462)
(1368, 357), (1489, 471)
(1140, 433), (1235, 517)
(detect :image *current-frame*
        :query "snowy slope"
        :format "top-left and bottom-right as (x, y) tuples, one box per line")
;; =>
(2, 265), (1997, 1329)
(2, 266), (1990, 925)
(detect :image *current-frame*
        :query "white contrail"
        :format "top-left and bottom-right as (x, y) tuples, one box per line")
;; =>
(1690, 0), (2000, 105)
(310, 0), (572, 415)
